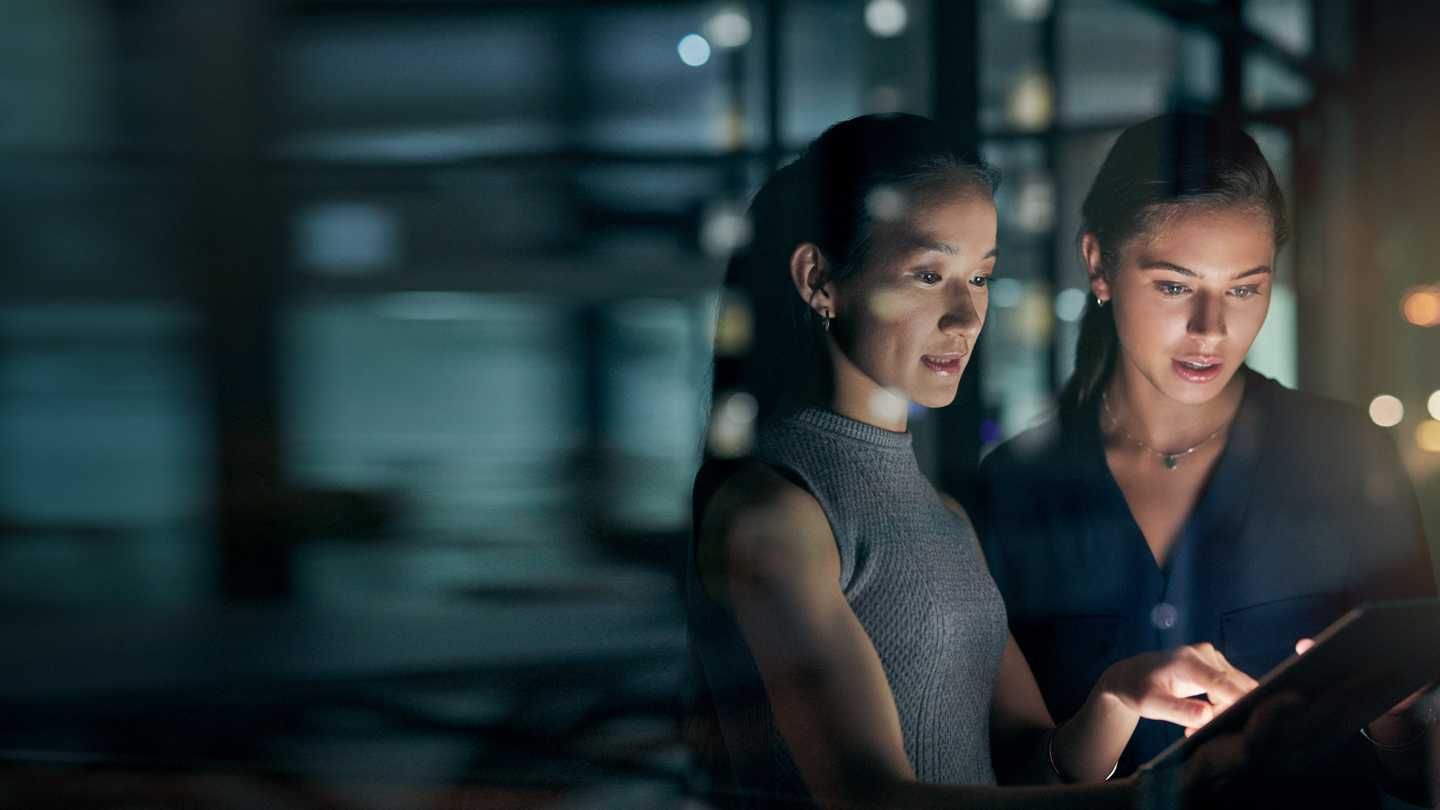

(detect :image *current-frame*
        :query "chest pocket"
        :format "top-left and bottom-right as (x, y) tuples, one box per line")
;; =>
(1219, 595), (1345, 678)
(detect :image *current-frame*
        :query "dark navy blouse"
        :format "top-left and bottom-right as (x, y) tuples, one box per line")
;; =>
(975, 370), (1436, 792)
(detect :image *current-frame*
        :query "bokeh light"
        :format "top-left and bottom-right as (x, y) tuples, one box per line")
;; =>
(1401, 286), (1440, 326)
(713, 288), (754, 356)
(1017, 287), (1054, 344)
(298, 202), (401, 277)
(979, 419), (1001, 444)
(990, 277), (1024, 308)
(678, 33), (711, 66)
(1416, 420), (1440, 452)
(865, 184), (907, 222)
(699, 201), (752, 260)
(708, 390), (759, 457)
(867, 386), (908, 424)
(1054, 288), (1087, 322)
(864, 0), (908, 37)
(1369, 394), (1404, 427)
(703, 8), (751, 49)
(1428, 389), (1440, 420)
(1150, 602), (1178, 629)
(866, 85), (904, 114)
(1006, 72), (1055, 132)
(1003, 0), (1054, 22)
(868, 287), (904, 322)
(1011, 172), (1057, 233)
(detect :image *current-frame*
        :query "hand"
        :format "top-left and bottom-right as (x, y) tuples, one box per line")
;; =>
(1098, 643), (1258, 733)
(1366, 681), (1437, 748)
(1182, 690), (1308, 808)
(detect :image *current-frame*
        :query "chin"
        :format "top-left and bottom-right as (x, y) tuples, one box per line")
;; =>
(913, 386), (960, 409)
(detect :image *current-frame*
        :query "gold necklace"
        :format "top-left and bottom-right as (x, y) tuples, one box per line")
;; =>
(1101, 393), (1235, 469)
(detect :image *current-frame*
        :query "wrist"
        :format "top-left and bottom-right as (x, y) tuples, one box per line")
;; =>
(1091, 676), (1140, 719)
(1364, 701), (1436, 751)
(1049, 717), (1123, 783)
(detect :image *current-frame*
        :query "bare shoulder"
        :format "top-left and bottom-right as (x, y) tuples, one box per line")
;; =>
(697, 460), (838, 610)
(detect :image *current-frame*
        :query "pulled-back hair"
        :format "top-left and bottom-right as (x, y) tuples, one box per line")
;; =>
(1059, 113), (1289, 415)
(722, 114), (1000, 425)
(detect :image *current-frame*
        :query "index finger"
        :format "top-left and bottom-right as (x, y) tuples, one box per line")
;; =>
(1186, 649), (1258, 710)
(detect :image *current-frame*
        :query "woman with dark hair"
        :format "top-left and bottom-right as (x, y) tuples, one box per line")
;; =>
(975, 113), (1437, 807)
(687, 113), (1266, 810)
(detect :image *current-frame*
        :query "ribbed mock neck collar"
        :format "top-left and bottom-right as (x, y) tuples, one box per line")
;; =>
(783, 400), (913, 450)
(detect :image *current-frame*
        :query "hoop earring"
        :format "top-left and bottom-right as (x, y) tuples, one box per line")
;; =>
(1096, 296), (1106, 307)
(822, 310), (831, 332)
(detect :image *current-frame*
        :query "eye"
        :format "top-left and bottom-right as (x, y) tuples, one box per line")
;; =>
(915, 271), (943, 285)
(970, 275), (991, 289)
(1230, 286), (1261, 299)
(1156, 282), (1189, 296)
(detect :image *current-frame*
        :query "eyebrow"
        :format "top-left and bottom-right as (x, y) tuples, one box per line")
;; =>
(1141, 261), (1271, 280)
(901, 236), (1000, 260)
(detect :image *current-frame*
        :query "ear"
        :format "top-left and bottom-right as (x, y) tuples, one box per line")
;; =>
(1081, 233), (1111, 304)
(788, 243), (836, 318)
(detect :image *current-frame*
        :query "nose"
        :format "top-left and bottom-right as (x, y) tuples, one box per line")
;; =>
(939, 283), (983, 339)
(1187, 289), (1226, 344)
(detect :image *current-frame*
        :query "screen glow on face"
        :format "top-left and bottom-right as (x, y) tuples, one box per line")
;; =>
(833, 193), (998, 410)
(1102, 206), (1275, 405)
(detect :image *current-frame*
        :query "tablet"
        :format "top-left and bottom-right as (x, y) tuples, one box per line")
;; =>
(1145, 598), (1440, 770)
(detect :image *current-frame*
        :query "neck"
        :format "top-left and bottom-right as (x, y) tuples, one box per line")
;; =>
(824, 339), (908, 433)
(1104, 362), (1245, 452)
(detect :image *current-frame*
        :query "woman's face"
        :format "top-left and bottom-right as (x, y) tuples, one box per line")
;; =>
(1089, 205), (1275, 405)
(832, 193), (998, 409)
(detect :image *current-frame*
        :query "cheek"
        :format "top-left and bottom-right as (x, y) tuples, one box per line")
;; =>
(846, 314), (907, 374)
(1114, 297), (1180, 350)
(1231, 297), (1272, 346)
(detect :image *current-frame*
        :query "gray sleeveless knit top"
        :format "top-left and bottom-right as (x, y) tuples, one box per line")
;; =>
(688, 403), (1009, 808)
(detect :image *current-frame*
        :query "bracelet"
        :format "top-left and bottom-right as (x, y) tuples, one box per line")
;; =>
(1361, 717), (1433, 751)
(1046, 725), (1120, 782)
(1046, 727), (1065, 781)
(1361, 701), (1436, 751)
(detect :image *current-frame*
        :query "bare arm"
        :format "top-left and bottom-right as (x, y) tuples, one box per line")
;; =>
(697, 465), (1134, 809)
(938, 491), (1258, 785)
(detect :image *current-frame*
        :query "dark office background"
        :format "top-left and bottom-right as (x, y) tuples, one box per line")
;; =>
(1, 0), (1439, 807)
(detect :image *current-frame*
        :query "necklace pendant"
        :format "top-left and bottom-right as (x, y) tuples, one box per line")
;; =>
(1164, 456), (1178, 469)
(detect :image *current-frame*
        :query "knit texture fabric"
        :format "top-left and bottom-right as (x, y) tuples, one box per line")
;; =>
(689, 403), (1008, 808)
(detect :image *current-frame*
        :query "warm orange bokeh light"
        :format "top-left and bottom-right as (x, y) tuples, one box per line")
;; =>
(1416, 420), (1440, 453)
(1401, 286), (1440, 326)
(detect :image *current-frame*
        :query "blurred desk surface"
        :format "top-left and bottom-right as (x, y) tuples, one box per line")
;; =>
(0, 598), (686, 705)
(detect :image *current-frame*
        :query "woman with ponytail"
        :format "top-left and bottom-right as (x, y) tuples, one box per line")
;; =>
(975, 113), (1436, 808)
(687, 114), (1271, 810)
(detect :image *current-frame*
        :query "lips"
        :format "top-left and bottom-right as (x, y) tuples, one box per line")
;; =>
(922, 353), (965, 376)
(1172, 356), (1224, 384)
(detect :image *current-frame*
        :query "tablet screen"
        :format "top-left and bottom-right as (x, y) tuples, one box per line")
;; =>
(1145, 598), (1440, 770)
